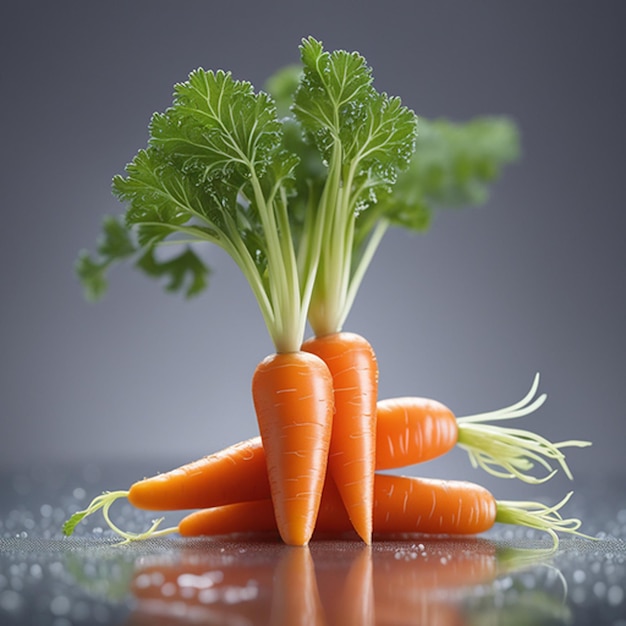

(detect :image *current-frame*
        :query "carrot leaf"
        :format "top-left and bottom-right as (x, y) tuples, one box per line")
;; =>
(292, 37), (418, 335)
(265, 60), (520, 334)
(62, 491), (128, 537)
(78, 37), (520, 347)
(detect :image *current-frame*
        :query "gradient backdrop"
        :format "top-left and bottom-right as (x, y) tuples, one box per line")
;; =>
(2, 1), (625, 500)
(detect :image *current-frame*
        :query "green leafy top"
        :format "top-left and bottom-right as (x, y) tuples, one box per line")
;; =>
(264, 59), (520, 336)
(79, 54), (311, 352)
(77, 37), (519, 345)
(292, 37), (418, 335)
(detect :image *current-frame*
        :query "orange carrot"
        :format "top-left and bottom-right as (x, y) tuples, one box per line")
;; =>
(65, 375), (588, 541)
(127, 437), (269, 510)
(251, 351), (334, 546)
(302, 331), (378, 544)
(375, 397), (457, 469)
(129, 375), (582, 513)
(178, 475), (496, 537)
(177, 475), (591, 548)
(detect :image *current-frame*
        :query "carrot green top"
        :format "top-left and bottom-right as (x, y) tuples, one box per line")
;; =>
(77, 37), (519, 346)
(265, 55), (520, 336)
(77, 37), (417, 352)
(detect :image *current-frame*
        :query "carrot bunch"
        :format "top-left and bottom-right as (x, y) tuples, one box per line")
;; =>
(68, 37), (593, 548)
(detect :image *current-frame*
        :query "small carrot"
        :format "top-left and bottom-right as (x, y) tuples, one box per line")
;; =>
(302, 331), (378, 544)
(126, 352), (335, 547)
(251, 351), (334, 546)
(377, 374), (591, 483)
(176, 475), (594, 549)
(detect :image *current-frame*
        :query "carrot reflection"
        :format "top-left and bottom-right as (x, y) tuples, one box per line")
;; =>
(270, 546), (326, 625)
(123, 538), (556, 626)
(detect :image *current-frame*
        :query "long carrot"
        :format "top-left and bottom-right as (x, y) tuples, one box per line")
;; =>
(177, 475), (593, 548)
(302, 331), (378, 544)
(126, 437), (269, 511)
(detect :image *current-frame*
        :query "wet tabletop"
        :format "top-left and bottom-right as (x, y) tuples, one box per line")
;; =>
(1, 463), (625, 625)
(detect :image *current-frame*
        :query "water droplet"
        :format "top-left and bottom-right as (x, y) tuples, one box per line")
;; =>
(161, 582), (177, 597)
(198, 588), (219, 604)
(0, 590), (22, 613)
(593, 581), (607, 599)
(50, 594), (71, 616)
(608, 585), (624, 606)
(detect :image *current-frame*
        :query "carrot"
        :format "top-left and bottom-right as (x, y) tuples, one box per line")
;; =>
(127, 437), (269, 511)
(302, 331), (378, 544)
(251, 351), (334, 546)
(377, 373), (591, 482)
(63, 375), (590, 539)
(176, 475), (593, 549)
(375, 396), (457, 469)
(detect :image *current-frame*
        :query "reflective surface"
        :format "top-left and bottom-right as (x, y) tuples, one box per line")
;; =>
(1, 464), (625, 625)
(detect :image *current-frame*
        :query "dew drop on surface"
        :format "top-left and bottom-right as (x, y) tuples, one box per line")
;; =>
(593, 581), (607, 599)
(0, 589), (22, 613)
(161, 582), (177, 597)
(178, 573), (220, 589)
(198, 588), (219, 604)
(134, 573), (151, 590)
(607, 585), (624, 606)
(50, 594), (71, 616)
(573, 569), (586, 584)
(72, 487), (86, 501)
(71, 600), (91, 621)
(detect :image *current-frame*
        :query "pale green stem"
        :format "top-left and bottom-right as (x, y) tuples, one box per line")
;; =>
(338, 218), (389, 330)
(495, 492), (597, 551)
(456, 374), (592, 483)
(62, 490), (178, 544)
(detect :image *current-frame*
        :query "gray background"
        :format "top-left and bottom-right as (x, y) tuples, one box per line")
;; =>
(2, 1), (624, 500)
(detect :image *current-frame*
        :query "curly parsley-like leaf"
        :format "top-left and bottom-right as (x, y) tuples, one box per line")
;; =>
(76, 216), (137, 301)
(368, 116), (521, 236)
(136, 247), (209, 297)
(292, 36), (418, 335)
